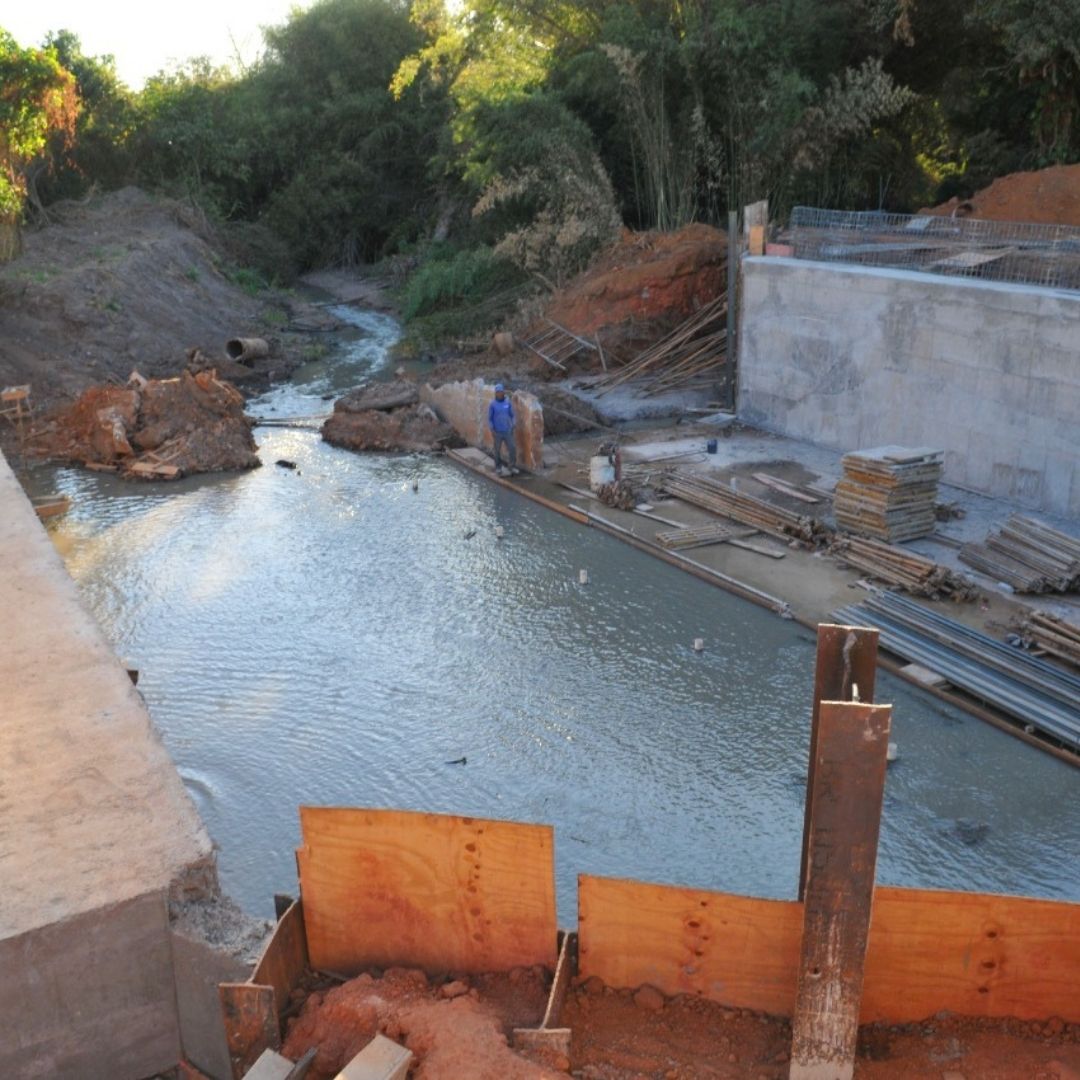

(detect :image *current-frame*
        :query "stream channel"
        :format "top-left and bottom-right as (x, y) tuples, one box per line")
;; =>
(36, 306), (1080, 920)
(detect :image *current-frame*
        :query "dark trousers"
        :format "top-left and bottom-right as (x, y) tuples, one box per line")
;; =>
(492, 431), (516, 469)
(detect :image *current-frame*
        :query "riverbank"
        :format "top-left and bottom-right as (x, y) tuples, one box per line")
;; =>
(445, 418), (1080, 764)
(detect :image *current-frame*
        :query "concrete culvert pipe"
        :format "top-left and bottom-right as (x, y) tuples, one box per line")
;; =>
(226, 337), (269, 364)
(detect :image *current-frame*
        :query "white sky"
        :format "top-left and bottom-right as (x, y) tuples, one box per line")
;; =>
(5, 0), (311, 88)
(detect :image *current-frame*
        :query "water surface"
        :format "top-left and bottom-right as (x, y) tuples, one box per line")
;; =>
(38, 308), (1080, 919)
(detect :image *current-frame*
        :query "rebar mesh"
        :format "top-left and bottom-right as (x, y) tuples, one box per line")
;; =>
(787, 206), (1080, 291)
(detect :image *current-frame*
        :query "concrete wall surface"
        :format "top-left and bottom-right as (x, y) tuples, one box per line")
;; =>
(0, 892), (179, 1080)
(738, 258), (1080, 516)
(420, 380), (545, 471)
(0, 450), (217, 1077)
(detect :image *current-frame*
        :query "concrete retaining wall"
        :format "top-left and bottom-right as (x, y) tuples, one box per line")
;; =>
(738, 258), (1080, 516)
(0, 450), (233, 1078)
(421, 380), (544, 471)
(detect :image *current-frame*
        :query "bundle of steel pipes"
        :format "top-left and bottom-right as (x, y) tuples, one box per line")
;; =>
(663, 471), (830, 546)
(833, 590), (1080, 748)
(829, 536), (978, 601)
(960, 514), (1080, 593)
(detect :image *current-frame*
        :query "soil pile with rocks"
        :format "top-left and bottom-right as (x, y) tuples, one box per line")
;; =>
(923, 163), (1080, 226)
(0, 187), (307, 408)
(31, 368), (259, 478)
(322, 379), (460, 453)
(280, 966), (561, 1080)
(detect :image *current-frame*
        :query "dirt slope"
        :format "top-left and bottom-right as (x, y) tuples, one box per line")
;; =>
(0, 188), (294, 407)
(924, 163), (1080, 226)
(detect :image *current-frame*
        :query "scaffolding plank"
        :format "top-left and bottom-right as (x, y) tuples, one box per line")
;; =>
(297, 807), (557, 976)
(790, 701), (891, 1080)
(577, 875), (802, 1013)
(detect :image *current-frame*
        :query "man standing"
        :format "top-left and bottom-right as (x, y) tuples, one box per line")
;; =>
(488, 383), (519, 476)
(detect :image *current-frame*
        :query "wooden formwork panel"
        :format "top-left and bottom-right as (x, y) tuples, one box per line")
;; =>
(577, 874), (802, 1014)
(251, 898), (309, 1019)
(864, 886), (1080, 1024)
(297, 807), (557, 976)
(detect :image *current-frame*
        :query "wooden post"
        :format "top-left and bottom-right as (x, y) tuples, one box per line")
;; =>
(798, 625), (879, 900)
(789, 701), (892, 1080)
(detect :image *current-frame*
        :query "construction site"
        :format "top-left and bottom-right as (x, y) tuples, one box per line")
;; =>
(2, 168), (1080, 1080)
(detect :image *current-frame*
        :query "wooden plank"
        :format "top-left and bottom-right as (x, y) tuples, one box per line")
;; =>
(752, 472), (820, 504)
(727, 537), (786, 559)
(252, 899), (309, 1020)
(790, 701), (892, 1080)
(863, 886), (1080, 1024)
(297, 807), (557, 976)
(798, 625), (879, 900)
(577, 875), (802, 1013)
(218, 983), (279, 1080)
(336, 1034), (412, 1079)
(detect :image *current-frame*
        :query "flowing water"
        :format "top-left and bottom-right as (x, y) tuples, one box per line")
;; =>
(35, 306), (1080, 920)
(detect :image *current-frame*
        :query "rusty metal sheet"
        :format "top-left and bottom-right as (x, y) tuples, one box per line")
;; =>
(219, 982), (279, 1080)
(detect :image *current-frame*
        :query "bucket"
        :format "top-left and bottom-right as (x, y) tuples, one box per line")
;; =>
(706, 438), (718, 454)
(589, 455), (616, 491)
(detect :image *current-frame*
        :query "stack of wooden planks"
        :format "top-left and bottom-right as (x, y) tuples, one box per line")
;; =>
(1016, 611), (1080, 669)
(663, 471), (830, 546)
(834, 446), (943, 542)
(960, 514), (1080, 593)
(592, 295), (727, 397)
(830, 536), (977, 601)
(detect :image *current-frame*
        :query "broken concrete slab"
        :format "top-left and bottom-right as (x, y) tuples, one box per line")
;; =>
(420, 379), (544, 471)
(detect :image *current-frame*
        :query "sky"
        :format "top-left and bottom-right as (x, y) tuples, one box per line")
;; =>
(4, 0), (309, 87)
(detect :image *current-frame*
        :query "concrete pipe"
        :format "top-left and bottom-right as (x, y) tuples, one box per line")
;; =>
(226, 337), (270, 364)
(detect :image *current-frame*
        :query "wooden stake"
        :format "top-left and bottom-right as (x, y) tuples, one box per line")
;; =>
(798, 625), (878, 901)
(789, 700), (891, 1080)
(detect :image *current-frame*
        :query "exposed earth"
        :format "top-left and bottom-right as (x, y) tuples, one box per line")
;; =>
(924, 163), (1080, 227)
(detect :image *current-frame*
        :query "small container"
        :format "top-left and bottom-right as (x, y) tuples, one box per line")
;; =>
(579, 569), (589, 585)
(706, 438), (718, 454)
(693, 638), (705, 652)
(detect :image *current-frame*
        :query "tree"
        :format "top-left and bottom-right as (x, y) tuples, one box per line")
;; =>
(0, 28), (78, 257)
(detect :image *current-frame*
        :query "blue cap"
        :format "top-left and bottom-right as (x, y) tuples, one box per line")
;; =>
(494, 383), (505, 392)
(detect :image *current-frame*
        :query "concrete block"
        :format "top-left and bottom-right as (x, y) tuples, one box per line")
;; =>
(420, 380), (544, 471)
(172, 926), (252, 1080)
(0, 891), (180, 1080)
(338, 1034), (412, 1079)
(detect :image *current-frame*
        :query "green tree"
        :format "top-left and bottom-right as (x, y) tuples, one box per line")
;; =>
(0, 28), (78, 256)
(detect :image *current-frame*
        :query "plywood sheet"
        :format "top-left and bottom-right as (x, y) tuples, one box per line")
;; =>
(577, 875), (802, 1013)
(219, 982), (279, 1080)
(863, 886), (1080, 1024)
(252, 898), (309, 1019)
(298, 807), (557, 975)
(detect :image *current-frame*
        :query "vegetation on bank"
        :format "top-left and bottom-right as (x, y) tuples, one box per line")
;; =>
(2, 0), (1079, 339)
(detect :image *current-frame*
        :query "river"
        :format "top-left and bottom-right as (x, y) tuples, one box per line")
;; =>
(36, 306), (1080, 920)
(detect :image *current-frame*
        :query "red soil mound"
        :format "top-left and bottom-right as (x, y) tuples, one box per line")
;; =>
(546, 224), (727, 338)
(923, 164), (1080, 226)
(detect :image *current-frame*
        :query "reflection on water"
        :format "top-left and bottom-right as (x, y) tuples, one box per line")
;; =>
(35, 309), (1080, 920)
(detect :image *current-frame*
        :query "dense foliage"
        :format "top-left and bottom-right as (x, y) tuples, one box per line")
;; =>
(4, 0), (1079, 324)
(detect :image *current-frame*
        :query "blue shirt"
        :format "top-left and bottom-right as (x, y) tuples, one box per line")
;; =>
(488, 396), (515, 434)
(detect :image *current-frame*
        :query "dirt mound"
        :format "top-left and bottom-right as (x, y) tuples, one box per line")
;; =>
(923, 163), (1080, 226)
(546, 224), (727, 339)
(32, 369), (259, 478)
(0, 187), (299, 408)
(322, 401), (459, 453)
(281, 966), (561, 1080)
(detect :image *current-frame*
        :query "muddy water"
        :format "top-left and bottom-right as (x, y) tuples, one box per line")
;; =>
(38, 307), (1080, 919)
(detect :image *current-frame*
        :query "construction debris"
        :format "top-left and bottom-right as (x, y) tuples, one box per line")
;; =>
(834, 446), (943, 542)
(960, 514), (1080, 593)
(1014, 611), (1080, 669)
(29, 370), (259, 479)
(595, 479), (637, 510)
(663, 470), (829, 546)
(830, 535), (978, 601)
(591, 294), (727, 397)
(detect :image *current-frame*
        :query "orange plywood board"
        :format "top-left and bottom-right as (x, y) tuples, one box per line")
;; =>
(297, 807), (557, 976)
(577, 875), (802, 1013)
(863, 886), (1080, 1024)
